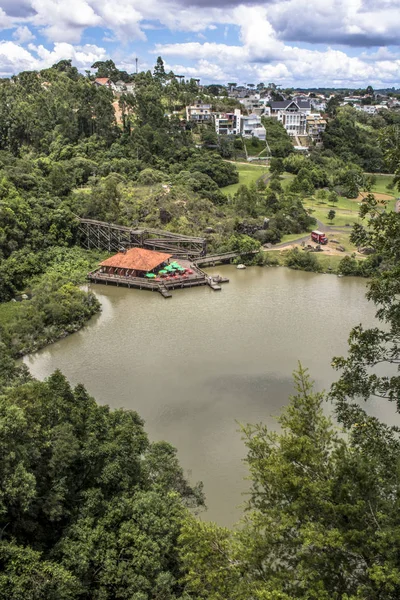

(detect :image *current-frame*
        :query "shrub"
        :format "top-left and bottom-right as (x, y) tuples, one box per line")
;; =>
(137, 168), (164, 185)
(284, 248), (322, 272)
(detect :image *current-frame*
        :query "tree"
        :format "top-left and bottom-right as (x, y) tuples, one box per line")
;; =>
(327, 209), (336, 222)
(379, 125), (400, 186)
(332, 193), (400, 416)
(269, 157), (284, 175)
(153, 56), (167, 82)
(328, 190), (339, 205)
(180, 366), (400, 599)
(343, 168), (363, 198)
(325, 95), (342, 117)
(285, 247), (322, 272)
(233, 184), (259, 217)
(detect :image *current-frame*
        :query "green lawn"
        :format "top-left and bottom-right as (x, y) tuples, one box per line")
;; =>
(222, 163), (269, 195)
(370, 174), (395, 195)
(303, 175), (397, 228)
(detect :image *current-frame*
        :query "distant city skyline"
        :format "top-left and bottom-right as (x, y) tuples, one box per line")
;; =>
(0, 0), (400, 88)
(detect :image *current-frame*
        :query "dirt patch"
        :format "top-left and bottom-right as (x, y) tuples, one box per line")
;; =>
(356, 192), (394, 203)
(268, 242), (360, 257)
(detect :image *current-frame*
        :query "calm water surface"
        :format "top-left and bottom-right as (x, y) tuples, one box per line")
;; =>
(24, 267), (391, 525)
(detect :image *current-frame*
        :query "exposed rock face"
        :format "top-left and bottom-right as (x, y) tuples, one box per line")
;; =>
(159, 208), (172, 224)
(358, 246), (375, 255)
(235, 221), (266, 235)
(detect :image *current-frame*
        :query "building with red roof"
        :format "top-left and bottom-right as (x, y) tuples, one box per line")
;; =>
(94, 78), (111, 87)
(99, 248), (172, 277)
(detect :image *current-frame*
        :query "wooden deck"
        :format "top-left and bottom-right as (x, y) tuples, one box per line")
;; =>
(88, 261), (229, 299)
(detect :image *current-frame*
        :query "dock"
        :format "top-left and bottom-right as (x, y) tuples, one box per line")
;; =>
(88, 261), (229, 299)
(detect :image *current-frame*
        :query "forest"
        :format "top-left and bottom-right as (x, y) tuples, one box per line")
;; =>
(1, 57), (400, 598)
(1, 195), (400, 598)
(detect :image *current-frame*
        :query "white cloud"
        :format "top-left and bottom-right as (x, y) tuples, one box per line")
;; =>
(0, 41), (37, 75)
(13, 25), (35, 43)
(0, 40), (106, 75)
(31, 0), (101, 42)
(169, 59), (228, 81)
(1, 0), (400, 86)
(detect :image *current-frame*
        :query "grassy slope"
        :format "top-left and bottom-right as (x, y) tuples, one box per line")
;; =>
(221, 163), (269, 195)
(303, 175), (396, 228)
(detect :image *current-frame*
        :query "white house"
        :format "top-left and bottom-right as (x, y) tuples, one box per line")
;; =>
(186, 102), (213, 123)
(214, 109), (241, 135)
(271, 98), (311, 136)
(362, 104), (388, 115)
(241, 113), (266, 140)
(310, 98), (326, 112)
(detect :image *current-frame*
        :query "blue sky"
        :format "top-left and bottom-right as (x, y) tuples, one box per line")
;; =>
(0, 0), (400, 87)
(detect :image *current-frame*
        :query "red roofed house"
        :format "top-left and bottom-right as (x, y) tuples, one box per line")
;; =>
(99, 248), (172, 278)
(94, 77), (111, 88)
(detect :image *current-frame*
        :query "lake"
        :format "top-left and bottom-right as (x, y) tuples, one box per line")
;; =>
(24, 266), (386, 525)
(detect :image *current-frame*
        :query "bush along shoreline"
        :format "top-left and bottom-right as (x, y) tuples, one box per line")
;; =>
(0, 247), (104, 358)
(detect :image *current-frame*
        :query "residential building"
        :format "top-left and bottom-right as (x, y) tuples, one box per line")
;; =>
(241, 113), (266, 140)
(94, 77), (112, 88)
(125, 82), (135, 94)
(310, 98), (326, 112)
(214, 109), (241, 135)
(270, 98), (311, 136)
(186, 102), (213, 123)
(113, 80), (128, 93)
(363, 104), (388, 114)
(343, 96), (362, 104)
(306, 114), (326, 142)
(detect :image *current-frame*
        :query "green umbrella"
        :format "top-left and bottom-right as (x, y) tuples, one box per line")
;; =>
(165, 266), (175, 271)
(145, 273), (156, 278)
(159, 269), (167, 274)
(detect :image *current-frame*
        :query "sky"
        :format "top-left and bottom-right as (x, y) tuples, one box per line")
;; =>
(0, 0), (400, 88)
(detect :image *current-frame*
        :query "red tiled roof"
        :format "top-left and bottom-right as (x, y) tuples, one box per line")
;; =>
(95, 78), (110, 85)
(100, 248), (172, 272)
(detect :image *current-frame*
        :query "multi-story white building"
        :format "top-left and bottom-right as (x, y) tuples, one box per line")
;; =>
(241, 113), (266, 140)
(214, 108), (242, 135)
(270, 99), (311, 136)
(186, 102), (213, 123)
(306, 114), (326, 142)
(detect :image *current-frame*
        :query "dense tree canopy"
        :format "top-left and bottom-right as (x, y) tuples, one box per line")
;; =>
(0, 370), (204, 599)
